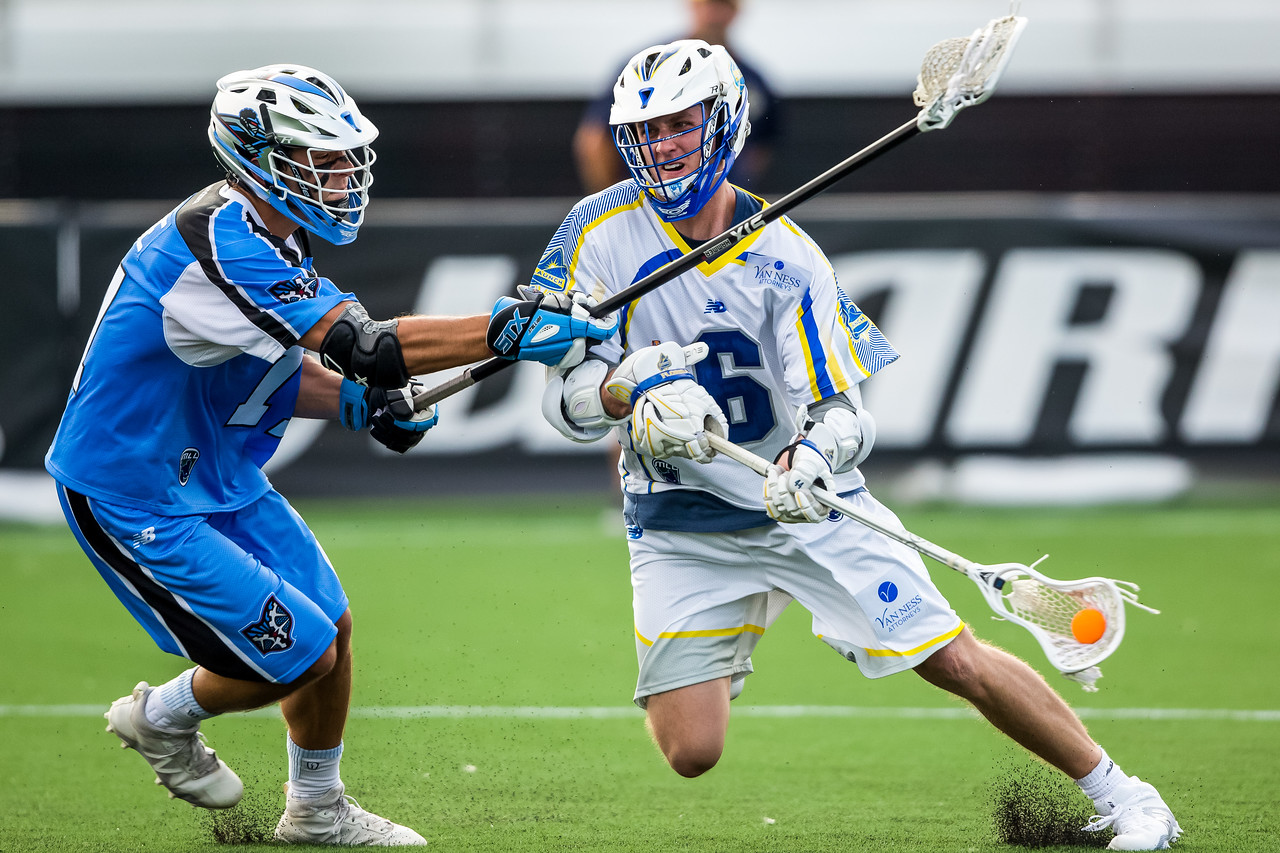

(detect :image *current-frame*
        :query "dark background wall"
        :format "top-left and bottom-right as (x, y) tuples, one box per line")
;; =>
(2, 93), (1276, 201)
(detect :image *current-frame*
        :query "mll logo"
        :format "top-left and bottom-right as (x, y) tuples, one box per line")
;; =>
(877, 581), (898, 603)
(651, 458), (681, 484)
(705, 299), (727, 314)
(178, 448), (200, 486)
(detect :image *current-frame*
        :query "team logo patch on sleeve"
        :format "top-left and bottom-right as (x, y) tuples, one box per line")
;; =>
(241, 595), (295, 656)
(836, 286), (900, 376)
(268, 273), (321, 304)
(532, 246), (568, 290)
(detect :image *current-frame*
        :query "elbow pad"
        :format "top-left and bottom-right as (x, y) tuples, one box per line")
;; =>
(318, 302), (410, 389)
(541, 358), (625, 443)
(802, 403), (877, 473)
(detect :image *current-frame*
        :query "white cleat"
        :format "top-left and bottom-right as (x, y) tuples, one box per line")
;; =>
(274, 783), (427, 846)
(1084, 775), (1182, 850)
(104, 681), (243, 810)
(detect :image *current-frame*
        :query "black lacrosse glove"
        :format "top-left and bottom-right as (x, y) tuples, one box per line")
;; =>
(339, 378), (439, 454)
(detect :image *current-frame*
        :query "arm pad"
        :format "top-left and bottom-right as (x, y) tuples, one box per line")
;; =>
(800, 391), (877, 473)
(541, 357), (625, 443)
(318, 302), (410, 389)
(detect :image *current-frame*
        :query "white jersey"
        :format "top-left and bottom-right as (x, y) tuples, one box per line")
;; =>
(531, 182), (899, 531)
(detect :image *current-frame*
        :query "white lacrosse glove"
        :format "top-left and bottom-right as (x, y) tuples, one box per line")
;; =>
(605, 341), (727, 464)
(763, 435), (834, 523)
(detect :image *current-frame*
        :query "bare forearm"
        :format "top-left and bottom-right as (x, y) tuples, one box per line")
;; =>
(299, 304), (493, 376)
(295, 355), (343, 419)
(396, 314), (492, 373)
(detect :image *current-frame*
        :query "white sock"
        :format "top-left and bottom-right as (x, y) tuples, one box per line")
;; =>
(1075, 746), (1124, 809)
(144, 669), (215, 732)
(287, 734), (343, 801)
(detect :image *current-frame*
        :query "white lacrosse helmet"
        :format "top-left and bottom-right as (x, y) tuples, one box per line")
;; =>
(208, 64), (378, 245)
(609, 40), (750, 221)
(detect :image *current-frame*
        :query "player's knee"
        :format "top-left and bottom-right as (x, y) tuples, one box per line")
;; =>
(289, 612), (351, 688)
(294, 640), (340, 685)
(665, 740), (723, 778)
(915, 631), (982, 694)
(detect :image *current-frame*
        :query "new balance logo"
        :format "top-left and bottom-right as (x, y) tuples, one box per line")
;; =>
(131, 527), (156, 549)
(704, 299), (727, 314)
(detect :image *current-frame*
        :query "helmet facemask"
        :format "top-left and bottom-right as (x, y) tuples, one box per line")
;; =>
(609, 40), (750, 222)
(614, 97), (734, 220)
(266, 143), (376, 231)
(208, 65), (379, 245)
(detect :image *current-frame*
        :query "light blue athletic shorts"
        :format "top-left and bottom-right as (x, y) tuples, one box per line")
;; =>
(57, 484), (347, 684)
(628, 489), (964, 708)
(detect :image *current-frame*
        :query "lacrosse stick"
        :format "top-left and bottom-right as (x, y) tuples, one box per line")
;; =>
(703, 432), (1159, 691)
(412, 13), (1028, 411)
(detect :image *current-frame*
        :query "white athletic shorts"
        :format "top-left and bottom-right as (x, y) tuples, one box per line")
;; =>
(628, 489), (964, 708)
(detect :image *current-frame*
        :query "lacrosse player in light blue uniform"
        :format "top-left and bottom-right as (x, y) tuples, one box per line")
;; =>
(45, 64), (614, 846)
(536, 40), (1180, 850)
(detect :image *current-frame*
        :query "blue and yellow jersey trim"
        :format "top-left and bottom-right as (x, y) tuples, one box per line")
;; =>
(531, 184), (644, 294)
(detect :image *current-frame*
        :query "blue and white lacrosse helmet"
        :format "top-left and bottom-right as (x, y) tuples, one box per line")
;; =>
(208, 64), (378, 245)
(610, 40), (751, 221)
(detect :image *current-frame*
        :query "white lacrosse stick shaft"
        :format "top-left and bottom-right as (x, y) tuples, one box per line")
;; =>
(705, 433), (1159, 687)
(705, 433), (1007, 589)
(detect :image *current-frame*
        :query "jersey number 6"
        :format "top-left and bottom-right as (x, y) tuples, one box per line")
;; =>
(692, 329), (775, 444)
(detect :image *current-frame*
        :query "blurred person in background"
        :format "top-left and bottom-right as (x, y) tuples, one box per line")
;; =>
(573, 0), (781, 194)
(44, 63), (613, 846)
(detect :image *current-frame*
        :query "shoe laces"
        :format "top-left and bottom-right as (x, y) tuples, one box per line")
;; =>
(1083, 780), (1173, 835)
(144, 726), (220, 778)
(298, 793), (396, 843)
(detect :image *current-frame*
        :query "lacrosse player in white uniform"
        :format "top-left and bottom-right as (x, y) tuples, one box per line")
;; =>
(45, 64), (614, 846)
(536, 40), (1181, 850)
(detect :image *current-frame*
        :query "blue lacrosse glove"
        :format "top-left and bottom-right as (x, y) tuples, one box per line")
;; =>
(339, 378), (439, 454)
(486, 286), (617, 369)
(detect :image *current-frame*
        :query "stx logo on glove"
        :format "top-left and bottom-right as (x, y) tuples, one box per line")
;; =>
(491, 307), (531, 356)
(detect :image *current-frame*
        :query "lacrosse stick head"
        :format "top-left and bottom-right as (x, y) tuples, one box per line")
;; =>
(913, 15), (1027, 131)
(974, 556), (1155, 691)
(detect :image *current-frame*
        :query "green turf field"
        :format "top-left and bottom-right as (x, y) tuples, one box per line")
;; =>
(2, 496), (1277, 851)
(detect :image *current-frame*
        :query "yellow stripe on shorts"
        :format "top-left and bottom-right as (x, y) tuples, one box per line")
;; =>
(862, 622), (966, 658)
(635, 623), (767, 648)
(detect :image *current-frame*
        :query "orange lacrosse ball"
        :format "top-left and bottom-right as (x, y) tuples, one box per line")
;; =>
(1070, 607), (1107, 644)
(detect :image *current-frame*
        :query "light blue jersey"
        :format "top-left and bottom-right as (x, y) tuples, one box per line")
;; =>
(46, 183), (354, 515)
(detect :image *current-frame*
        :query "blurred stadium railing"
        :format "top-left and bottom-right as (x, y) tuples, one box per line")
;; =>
(3, 193), (1278, 520)
(3, 1), (1278, 518)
